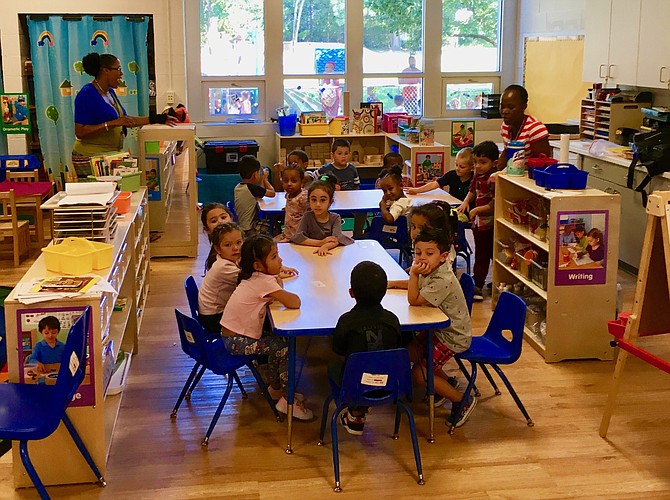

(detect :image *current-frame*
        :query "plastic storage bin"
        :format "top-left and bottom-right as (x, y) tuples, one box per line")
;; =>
(504, 199), (531, 225)
(530, 259), (549, 290)
(42, 237), (114, 274)
(534, 163), (588, 189)
(496, 239), (514, 265)
(528, 211), (548, 241)
(515, 251), (533, 279)
(299, 123), (330, 136)
(113, 191), (132, 215)
(526, 154), (558, 180)
(278, 114), (298, 136)
(204, 140), (259, 174)
(118, 171), (141, 192)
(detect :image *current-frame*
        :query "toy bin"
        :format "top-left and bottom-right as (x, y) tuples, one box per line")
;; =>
(535, 163), (588, 190)
(528, 212), (548, 241)
(299, 123), (330, 136)
(204, 140), (259, 174)
(118, 171), (141, 192)
(113, 192), (132, 215)
(496, 239), (514, 265)
(504, 199), (531, 225)
(42, 237), (113, 274)
(526, 154), (557, 180)
(515, 251), (533, 279)
(530, 259), (549, 290)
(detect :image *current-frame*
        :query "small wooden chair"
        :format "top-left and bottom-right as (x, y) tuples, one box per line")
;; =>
(7, 170), (39, 182)
(0, 190), (31, 266)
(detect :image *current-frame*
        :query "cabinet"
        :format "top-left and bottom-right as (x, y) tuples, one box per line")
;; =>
(583, 0), (640, 85)
(385, 134), (448, 187)
(579, 100), (648, 142)
(139, 124), (198, 258)
(3, 189), (150, 487)
(636, 0), (670, 88)
(493, 174), (620, 362)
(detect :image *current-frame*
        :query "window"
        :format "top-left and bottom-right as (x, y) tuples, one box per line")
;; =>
(363, 77), (422, 116)
(362, 0), (422, 74)
(282, 0), (346, 76)
(200, 0), (265, 77)
(442, 77), (498, 117)
(284, 78), (346, 118)
(442, 1), (501, 73)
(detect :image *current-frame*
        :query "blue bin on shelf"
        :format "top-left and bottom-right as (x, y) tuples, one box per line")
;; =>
(278, 114), (298, 136)
(534, 163), (588, 190)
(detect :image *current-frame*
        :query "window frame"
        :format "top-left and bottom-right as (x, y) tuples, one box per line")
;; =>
(441, 75), (501, 118)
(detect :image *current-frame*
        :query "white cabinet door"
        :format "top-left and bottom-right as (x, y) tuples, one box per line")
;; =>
(606, 0), (641, 86)
(637, 0), (670, 88)
(583, 0), (612, 83)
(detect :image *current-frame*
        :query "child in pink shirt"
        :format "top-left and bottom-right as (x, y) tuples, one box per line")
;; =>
(220, 234), (313, 420)
(274, 163), (309, 242)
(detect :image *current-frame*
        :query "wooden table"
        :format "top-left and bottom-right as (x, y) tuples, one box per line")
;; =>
(0, 180), (54, 247)
(270, 240), (450, 453)
(259, 188), (461, 217)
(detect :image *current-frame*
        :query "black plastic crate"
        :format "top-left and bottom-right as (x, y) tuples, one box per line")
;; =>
(204, 140), (259, 174)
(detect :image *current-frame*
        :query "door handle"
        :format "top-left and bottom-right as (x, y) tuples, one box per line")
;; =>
(608, 65), (615, 78)
(599, 64), (607, 79)
(660, 66), (667, 83)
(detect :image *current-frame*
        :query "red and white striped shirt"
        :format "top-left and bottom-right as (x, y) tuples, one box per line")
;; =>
(500, 115), (549, 157)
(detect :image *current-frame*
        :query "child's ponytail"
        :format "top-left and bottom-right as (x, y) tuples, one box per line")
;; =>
(308, 172), (337, 199)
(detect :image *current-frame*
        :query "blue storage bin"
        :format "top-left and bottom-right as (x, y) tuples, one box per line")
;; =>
(535, 163), (588, 190)
(0, 154), (40, 171)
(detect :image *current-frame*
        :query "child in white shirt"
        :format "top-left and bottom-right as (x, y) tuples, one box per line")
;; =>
(378, 164), (413, 223)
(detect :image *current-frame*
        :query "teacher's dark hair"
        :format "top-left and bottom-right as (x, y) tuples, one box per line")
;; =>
(504, 84), (529, 104)
(82, 52), (118, 77)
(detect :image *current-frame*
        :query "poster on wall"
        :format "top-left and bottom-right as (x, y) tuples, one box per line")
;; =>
(15, 306), (95, 407)
(145, 157), (161, 201)
(1, 93), (32, 135)
(414, 152), (445, 186)
(555, 210), (608, 286)
(451, 120), (474, 155)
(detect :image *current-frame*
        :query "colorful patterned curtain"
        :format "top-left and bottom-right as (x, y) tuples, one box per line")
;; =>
(27, 15), (149, 188)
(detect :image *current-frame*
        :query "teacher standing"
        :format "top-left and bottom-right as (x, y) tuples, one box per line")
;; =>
(73, 52), (177, 170)
(498, 84), (551, 169)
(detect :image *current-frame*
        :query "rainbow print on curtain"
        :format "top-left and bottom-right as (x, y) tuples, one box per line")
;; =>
(27, 15), (150, 188)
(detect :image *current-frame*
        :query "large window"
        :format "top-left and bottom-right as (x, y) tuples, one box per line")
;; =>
(442, 1), (501, 73)
(200, 0), (265, 76)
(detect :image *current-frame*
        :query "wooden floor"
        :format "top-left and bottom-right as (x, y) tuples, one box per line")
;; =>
(2, 226), (670, 498)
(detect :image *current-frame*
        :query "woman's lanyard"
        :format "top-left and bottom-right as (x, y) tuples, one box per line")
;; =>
(510, 116), (527, 142)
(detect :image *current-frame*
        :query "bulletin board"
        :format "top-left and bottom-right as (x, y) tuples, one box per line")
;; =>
(523, 37), (591, 124)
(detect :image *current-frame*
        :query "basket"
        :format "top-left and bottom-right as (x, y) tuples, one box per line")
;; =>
(118, 171), (141, 192)
(299, 123), (330, 136)
(534, 163), (588, 190)
(42, 237), (113, 274)
(113, 192), (132, 215)
(526, 154), (558, 179)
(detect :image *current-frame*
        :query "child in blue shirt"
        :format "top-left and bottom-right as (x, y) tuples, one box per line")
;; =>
(29, 316), (65, 375)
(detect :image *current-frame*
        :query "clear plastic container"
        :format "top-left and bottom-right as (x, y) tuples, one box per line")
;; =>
(496, 239), (514, 265)
(504, 199), (531, 225)
(528, 211), (548, 241)
(515, 251), (533, 279)
(530, 260), (549, 290)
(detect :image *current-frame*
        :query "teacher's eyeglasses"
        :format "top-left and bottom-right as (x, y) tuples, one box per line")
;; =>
(107, 67), (123, 74)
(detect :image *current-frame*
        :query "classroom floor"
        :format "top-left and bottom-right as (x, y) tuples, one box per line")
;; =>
(1, 213), (670, 499)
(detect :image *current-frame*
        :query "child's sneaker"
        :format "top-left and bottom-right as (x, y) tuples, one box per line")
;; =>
(425, 377), (459, 408)
(276, 396), (313, 420)
(473, 287), (484, 302)
(447, 395), (478, 428)
(340, 410), (365, 435)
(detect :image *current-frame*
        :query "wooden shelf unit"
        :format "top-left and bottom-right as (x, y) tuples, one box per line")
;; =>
(579, 99), (648, 142)
(385, 134), (448, 187)
(139, 124), (198, 258)
(493, 174), (620, 362)
(3, 189), (150, 487)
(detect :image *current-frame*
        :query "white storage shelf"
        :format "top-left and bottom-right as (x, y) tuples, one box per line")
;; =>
(3, 188), (150, 488)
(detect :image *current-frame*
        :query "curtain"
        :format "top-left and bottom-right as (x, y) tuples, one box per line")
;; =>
(27, 15), (149, 188)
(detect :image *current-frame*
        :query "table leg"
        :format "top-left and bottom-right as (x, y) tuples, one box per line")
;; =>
(426, 329), (435, 444)
(285, 336), (296, 454)
(35, 195), (45, 247)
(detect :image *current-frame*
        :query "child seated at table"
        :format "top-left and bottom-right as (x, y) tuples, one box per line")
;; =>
(29, 316), (65, 375)
(198, 223), (243, 332)
(328, 261), (403, 435)
(234, 155), (275, 237)
(388, 227), (476, 428)
(200, 203), (235, 273)
(291, 173), (353, 256)
(378, 164), (412, 223)
(275, 149), (311, 189)
(220, 234), (312, 420)
(274, 163), (309, 243)
(374, 153), (413, 189)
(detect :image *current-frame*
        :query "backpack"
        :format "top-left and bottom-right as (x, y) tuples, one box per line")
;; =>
(627, 128), (670, 206)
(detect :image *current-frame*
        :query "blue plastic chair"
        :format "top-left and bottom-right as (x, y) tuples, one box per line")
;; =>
(225, 200), (237, 221)
(449, 291), (534, 434)
(453, 221), (472, 273)
(174, 309), (280, 446)
(317, 349), (424, 492)
(459, 272), (475, 315)
(367, 215), (411, 267)
(0, 307), (106, 499)
(171, 276), (247, 418)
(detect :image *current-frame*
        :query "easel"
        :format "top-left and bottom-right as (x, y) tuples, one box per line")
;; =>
(600, 191), (670, 437)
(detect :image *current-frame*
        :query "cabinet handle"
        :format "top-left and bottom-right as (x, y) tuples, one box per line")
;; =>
(608, 65), (615, 78)
(591, 164), (602, 171)
(611, 188), (620, 195)
(599, 64), (607, 79)
(660, 66), (667, 83)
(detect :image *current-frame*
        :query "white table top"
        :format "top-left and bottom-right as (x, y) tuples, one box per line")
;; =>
(259, 188), (461, 215)
(269, 240), (450, 336)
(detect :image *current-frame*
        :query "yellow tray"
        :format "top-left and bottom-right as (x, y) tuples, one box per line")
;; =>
(42, 237), (114, 274)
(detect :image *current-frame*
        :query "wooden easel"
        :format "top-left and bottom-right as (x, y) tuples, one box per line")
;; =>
(600, 191), (670, 437)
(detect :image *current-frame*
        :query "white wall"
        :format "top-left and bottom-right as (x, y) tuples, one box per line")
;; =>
(0, 0), (187, 154)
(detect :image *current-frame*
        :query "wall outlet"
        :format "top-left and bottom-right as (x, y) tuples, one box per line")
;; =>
(166, 91), (175, 105)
